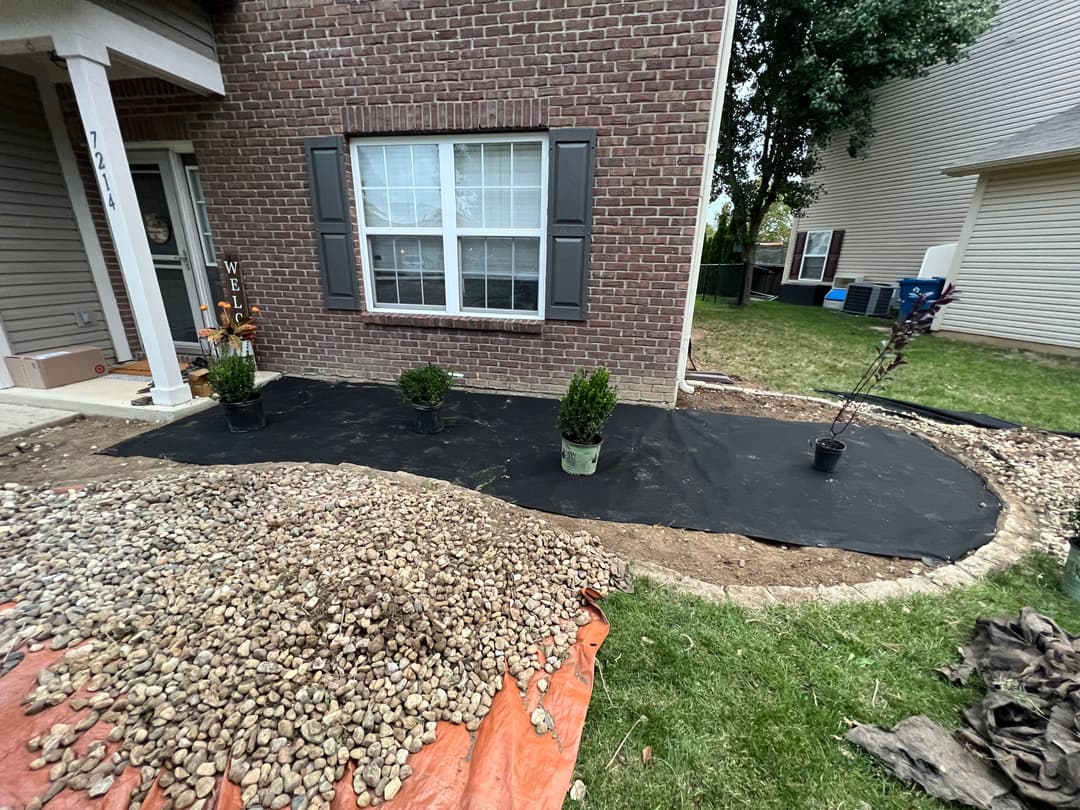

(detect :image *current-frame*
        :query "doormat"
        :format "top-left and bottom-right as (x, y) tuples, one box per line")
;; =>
(103, 377), (1001, 561)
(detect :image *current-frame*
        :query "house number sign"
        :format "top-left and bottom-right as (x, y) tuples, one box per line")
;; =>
(88, 130), (117, 211)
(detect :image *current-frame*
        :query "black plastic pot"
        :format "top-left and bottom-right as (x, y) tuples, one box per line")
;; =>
(812, 437), (845, 472)
(221, 397), (266, 433)
(413, 402), (444, 434)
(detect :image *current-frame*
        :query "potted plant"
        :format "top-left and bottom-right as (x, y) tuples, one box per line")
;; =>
(814, 285), (956, 472)
(209, 353), (265, 432)
(558, 367), (618, 476)
(1063, 496), (1080, 602)
(398, 364), (455, 434)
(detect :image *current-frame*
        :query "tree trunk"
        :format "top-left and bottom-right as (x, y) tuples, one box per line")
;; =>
(735, 243), (758, 307)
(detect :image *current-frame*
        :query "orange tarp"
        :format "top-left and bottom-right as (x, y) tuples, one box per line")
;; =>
(0, 604), (608, 810)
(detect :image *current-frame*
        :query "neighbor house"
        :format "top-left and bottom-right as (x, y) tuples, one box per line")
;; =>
(785, 0), (1080, 352)
(0, 0), (732, 408)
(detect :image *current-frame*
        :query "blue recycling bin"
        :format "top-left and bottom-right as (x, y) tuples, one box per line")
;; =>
(897, 276), (945, 321)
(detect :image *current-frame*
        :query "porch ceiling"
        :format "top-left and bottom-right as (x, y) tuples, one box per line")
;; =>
(0, 0), (223, 95)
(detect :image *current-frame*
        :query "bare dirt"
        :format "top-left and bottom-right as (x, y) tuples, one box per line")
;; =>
(0, 403), (932, 589)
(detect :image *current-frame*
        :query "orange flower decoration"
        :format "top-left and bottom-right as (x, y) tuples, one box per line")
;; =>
(199, 304), (208, 311)
(250, 306), (261, 314)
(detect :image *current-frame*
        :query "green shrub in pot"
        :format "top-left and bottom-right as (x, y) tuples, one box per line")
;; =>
(558, 367), (618, 475)
(398, 364), (455, 434)
(208, 354), (265, 432)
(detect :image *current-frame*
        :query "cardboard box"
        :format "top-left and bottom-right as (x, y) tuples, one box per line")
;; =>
(4, 346), (108, 389)
(188, 368), (213, 397)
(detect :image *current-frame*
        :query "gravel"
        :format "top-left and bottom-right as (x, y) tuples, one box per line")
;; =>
(0, 465), (629, 809)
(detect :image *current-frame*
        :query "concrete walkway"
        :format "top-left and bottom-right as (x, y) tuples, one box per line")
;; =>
(0, 403), (79, 441)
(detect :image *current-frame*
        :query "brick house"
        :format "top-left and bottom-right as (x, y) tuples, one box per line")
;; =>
(0, 0), (733, 409)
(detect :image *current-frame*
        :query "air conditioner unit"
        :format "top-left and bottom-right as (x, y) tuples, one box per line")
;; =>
(843, 283), (896, 317)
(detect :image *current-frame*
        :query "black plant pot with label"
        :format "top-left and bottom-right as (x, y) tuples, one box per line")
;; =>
(221, 397), (266, 433)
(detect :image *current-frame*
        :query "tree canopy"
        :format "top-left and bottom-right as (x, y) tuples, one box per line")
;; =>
(713, 0), (998, 303)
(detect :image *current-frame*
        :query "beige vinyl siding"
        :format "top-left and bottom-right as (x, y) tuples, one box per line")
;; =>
(791, 0), (1080, 284)
(0, 68), (114, 360)
(87, 0), (216, 61)
(938, 159), (1080, 349)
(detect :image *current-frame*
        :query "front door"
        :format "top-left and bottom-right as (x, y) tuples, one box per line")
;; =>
(129, 153), (204, 347)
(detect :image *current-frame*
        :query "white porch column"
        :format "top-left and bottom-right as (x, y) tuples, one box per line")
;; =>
(63, 54), (191, 406)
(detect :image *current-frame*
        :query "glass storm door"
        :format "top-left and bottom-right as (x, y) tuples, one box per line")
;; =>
(130, 158), (203, 345)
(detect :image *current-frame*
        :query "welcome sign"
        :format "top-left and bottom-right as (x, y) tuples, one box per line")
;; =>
(221, 255), (249, 324)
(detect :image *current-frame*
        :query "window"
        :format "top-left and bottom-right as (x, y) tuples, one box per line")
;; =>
(350, 134), (547, 318)
(798, 230), (832, 280)
(184, 166), (217, 265)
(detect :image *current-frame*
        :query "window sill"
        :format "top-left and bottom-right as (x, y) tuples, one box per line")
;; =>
(361, 311), (544, 334)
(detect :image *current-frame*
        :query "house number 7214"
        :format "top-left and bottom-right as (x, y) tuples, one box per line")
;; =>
(88, 130), (116, 210)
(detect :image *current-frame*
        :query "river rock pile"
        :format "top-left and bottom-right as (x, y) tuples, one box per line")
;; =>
(0, 465), (628, 809)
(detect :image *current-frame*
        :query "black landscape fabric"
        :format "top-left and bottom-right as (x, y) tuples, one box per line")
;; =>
(104, 377), (1001, 561)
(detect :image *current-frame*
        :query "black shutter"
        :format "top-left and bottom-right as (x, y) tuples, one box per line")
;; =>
(304, 136), (361, 310)
(789, 230), (807, 280)
(823, 229), (845, 282)
(545, 128), (597, 321)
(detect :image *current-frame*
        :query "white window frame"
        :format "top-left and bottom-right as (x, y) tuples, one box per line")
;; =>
(798, 229), (832, 281)
(183, 165), (217, 267)
(349, 132), (549, 320)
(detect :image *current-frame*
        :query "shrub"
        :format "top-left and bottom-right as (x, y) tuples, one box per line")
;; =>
(558, 367), (618, 445)
(208, 354), (257, 404)
(398, 364), (454, 407)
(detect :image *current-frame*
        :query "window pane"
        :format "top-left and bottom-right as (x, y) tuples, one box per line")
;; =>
(458, 236), (540, 312)
(362, 188), (389, 227)
(462, 277), (486, 308)
(456, 188), (483, 228)
(483, 187), (511, 228)
(512, 143), (542, 186)
(514, 238), (540, 276)
(805, 231), (831, 255)
(357, 147), (387, 187)
(511, 188), (540, 228)
(482, 143), (512, 185)
(454, 144), (483, 186)
(384, 146), (413, 186)
(422, 274), (446, 306)
(513, 278), (539, 311)
(369, 236), (444, 307)
(800, 256), (826, 280)
(388, 189), (415, 227)
(415, 188), (442, 227)
(358, 144), (442, 229)
(454, 141), (543, 230)
(412, 146), (440, 187)
(486, 278), (513, 309)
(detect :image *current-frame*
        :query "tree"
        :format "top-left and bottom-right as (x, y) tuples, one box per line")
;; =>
(713, 0), (997, 305)
(757, 199), (792, 244)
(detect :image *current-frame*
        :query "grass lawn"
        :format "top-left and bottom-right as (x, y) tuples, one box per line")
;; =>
(691, 298), (1080, 433)
(571, 555), (1080, 809)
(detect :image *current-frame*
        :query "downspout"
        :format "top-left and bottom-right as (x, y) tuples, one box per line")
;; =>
(674, 0), (740, 399)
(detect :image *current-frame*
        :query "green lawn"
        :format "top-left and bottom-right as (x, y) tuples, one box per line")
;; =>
(571, 555), (1080, 809)
(692, 298), (1080, 433)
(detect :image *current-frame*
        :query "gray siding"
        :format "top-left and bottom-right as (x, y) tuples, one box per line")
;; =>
(790, 0), (1080, 284)
(87, 0), (216, 61)
(938, 159), (1080, 349)
(0, 68), (114, 360)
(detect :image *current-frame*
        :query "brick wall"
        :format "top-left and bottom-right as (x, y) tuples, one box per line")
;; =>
(68, 0), (727, 404)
